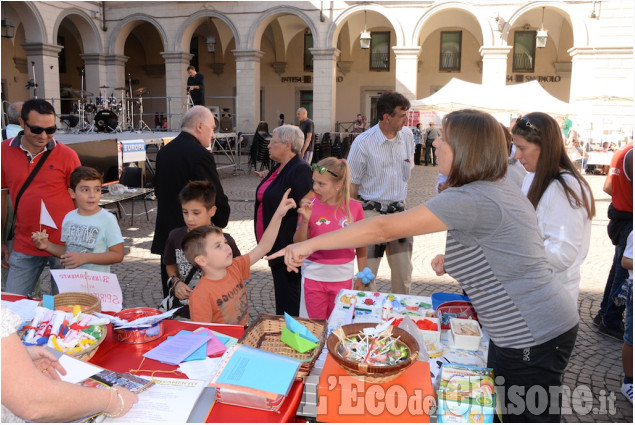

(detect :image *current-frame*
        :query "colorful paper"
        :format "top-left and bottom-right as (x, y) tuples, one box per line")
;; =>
(193, 328), (227, 356)
(281, 327), (318, 353)
(143, 332), (211, 365)
(284, 313), (318, 343)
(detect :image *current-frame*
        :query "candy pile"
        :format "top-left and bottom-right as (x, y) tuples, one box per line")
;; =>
(337, 330), (409, 366)
(20, 305), (109, 354)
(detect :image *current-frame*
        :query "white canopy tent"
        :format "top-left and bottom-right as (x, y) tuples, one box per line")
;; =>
(410, 78), (572, 116)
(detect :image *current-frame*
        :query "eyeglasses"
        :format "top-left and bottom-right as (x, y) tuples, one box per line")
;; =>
(515, 116), (539, 133)
(24, 122), (57, 135)
(311, 164), (338, 178)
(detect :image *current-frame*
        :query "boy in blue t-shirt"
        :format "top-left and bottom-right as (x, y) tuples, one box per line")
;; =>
(31, 166), (124, 272)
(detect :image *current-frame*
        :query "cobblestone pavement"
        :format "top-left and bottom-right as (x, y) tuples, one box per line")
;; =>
(40, 154), (633, 422)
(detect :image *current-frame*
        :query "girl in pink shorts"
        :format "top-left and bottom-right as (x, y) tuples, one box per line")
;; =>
(295, 157), (367, 319)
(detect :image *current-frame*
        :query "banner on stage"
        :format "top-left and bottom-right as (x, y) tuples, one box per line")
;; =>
(51, 269), (123, 312)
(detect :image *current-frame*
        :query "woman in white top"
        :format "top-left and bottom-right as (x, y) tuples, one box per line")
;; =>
(512, 112), (595, 304)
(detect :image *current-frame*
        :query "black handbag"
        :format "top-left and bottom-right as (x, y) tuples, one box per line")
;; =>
(157, 265), (199, 316)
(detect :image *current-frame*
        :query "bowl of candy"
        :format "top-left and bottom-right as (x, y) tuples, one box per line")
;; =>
(327, 321), (419, 382)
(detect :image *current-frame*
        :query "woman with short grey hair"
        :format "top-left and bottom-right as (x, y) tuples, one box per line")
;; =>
(253, 124), (313, 316)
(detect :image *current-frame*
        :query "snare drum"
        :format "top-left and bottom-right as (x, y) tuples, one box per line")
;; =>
(94, 110), (118, 132)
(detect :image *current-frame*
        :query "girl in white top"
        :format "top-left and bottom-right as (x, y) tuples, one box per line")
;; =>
(512, 113), (595, 305)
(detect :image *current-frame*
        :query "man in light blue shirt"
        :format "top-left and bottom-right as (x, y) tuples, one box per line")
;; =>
(347, 91), (414, 294)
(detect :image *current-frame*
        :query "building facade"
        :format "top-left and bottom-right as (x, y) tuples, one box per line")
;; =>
(1, 0), (632, 142)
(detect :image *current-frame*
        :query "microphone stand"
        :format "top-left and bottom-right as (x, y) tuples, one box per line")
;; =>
(31, 61), (38, 98)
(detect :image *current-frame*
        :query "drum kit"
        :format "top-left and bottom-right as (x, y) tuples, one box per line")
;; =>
(63, 83), (152, 133)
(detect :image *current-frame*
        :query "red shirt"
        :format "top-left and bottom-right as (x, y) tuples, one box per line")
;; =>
(608, 144), (633, 213)
(1, 137), (81, 256)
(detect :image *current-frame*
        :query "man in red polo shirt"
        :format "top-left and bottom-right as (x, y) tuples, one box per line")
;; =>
(594, 143), (633, 339)
(1, 99), (81, 296)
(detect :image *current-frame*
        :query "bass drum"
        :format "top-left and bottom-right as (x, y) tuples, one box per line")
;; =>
(94, 110), (118, 132)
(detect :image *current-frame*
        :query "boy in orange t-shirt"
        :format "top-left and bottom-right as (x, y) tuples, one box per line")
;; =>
(183, 189), (296, 324)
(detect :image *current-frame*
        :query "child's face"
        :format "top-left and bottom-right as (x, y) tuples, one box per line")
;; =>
(182, 199), (216, 231)
(312, 171), (342, 205)
(198, 232), (233, 269)
(69, 179), (102, 215)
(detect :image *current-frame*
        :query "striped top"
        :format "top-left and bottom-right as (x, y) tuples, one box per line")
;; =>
(347, 124), (415, 203)
(426, 179), (579, 349)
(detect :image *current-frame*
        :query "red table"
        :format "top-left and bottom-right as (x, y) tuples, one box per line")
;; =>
(2, 293), (304, 422)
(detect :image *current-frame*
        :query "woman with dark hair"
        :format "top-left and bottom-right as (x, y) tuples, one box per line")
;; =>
(271, 109), (579, 422)
(512, 112), (595, 304)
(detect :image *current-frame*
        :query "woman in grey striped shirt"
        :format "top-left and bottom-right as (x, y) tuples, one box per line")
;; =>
(270, 109), (579, 422)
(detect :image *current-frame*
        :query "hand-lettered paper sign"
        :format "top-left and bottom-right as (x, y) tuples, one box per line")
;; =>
(50, 269), (123, 312)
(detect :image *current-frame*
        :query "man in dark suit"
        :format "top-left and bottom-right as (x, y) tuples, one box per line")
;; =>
(151, 105), (230, 296)
(186, 65), (205, 106)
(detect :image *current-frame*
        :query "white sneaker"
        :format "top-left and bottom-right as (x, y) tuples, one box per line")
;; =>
(622, 381), (633, 403)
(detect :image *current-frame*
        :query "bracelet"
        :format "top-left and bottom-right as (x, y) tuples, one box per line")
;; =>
(103, 387), (125, 418)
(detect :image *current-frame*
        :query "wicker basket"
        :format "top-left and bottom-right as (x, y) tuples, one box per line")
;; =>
(237, 313), (327, 379)
(49, 292), (102, 314)
(69, 325), (107, 361)
(326, 323), (420, 383)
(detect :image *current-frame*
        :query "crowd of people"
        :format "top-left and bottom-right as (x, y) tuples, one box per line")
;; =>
(1, 83), (633, 420)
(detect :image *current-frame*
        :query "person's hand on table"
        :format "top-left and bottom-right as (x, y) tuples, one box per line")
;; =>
(60, 252), (86, 269)
(26, 345), (66, 380)
(1, 242), (10, 269)
(106, 386), (138, 418)
(267, 240), (314, 273)
(431, 254), (446, 276)
(174, 280), (192, 300)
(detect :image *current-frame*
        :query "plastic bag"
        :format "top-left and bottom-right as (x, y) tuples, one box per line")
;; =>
(398, 315), (429, 361)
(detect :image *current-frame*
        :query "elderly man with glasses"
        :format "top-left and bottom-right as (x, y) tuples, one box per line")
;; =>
(1, 98), (81, 297)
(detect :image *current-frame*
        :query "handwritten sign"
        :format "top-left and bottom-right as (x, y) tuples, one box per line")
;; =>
(50, 269), (123, 312)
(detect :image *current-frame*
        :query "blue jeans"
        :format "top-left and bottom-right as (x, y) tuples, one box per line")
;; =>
(5, 251), (61, 297)
(598, 222), (632, 329)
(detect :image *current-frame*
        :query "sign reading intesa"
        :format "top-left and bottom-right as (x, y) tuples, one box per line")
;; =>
(51, 269), (123, 312)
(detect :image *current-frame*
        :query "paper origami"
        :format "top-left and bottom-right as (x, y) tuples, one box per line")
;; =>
(281, 313), (319, 353)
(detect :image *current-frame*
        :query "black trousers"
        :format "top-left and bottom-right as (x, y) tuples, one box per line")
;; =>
(424, 140), (436, 165)
(487, 324), (579, 423)
(270, 263), (301, 316)
(414, 144), (423, 165)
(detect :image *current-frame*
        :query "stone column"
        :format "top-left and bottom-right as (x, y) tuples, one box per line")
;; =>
(309, 48), (340, 134)
(392, 47), (420, 100)
(104, 54), (129, 95)
(232, 49), (264, 133)
(161, 52), (193, 129)
(479, 46), (512, 89)
(80, 54), (107, 98)
(22, 43), (63, 111)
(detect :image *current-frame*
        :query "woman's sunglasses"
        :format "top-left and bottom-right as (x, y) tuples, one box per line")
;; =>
(515, 116), (539, 133)
(25, 122), (57, 135)
(311, 164), (338, 178)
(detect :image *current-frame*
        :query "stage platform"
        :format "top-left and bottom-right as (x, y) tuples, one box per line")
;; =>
(55, 130), (243, 177)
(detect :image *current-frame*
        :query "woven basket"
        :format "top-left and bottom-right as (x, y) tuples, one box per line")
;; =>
(69, 324), (107, 361)
(50, 292), (102, 314)
(237, 313), (327, 379)
(327, 323), (419, 383)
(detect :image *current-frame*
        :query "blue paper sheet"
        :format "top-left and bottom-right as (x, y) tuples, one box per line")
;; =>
(167, 331), (207, 362)
(284, 312), (318, 343)
(143, 332), (211, 365)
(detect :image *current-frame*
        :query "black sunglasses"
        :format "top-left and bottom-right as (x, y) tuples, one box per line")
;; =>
(311, 164), (338, 178)
(25, 122), (57, 135)
(516, 116), (539, 133)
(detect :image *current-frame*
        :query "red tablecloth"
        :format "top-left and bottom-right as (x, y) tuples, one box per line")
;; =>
(2, 293), (303, 423)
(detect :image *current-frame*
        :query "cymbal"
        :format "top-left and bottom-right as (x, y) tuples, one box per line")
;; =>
(84, 91), (94, 97)
(134, 88), (149, 96)
(114, 87), (127, 91)
(100, 85), (110, 88)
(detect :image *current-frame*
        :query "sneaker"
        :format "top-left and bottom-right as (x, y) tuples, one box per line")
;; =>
(598, 323), (625, 341)
(622, 380), (633, 403)
(592, 314), (603, 327)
